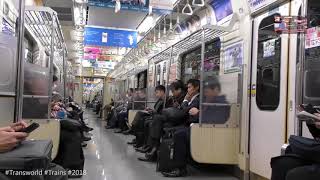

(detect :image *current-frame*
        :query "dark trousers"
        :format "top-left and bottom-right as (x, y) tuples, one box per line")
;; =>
(150, 114), (168, 142)
(144, 119), (153, 146)
(117, 111), (128, 130)
(107, 109), (118, 127)
(271, 154), (320, 180)
(132, 111), (150, 134)
(286, 165), (320, 180)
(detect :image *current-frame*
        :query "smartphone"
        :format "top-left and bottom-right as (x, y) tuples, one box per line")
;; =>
(18, 123), (40, 133)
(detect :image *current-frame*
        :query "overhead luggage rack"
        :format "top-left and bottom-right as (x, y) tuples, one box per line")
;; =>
(150, 25), (233, 64)
(24, 6), (66, 53)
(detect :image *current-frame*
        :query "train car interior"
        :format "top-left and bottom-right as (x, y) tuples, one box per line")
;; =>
(0, 0), (320, 180)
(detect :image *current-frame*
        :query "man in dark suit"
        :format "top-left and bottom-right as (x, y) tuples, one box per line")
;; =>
(139, 79), (200, 162)
(160, 79), (200, 177)
(127, 85), (171, 145)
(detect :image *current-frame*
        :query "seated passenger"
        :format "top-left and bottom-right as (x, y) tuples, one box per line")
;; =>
(127, 85), (173, 149)
(0, 122), (68, 180)
(271, 113), (320, 180)
(190, 79), (230, 124)
(114, 89), (134, 133)
(139, 79), (199, 162)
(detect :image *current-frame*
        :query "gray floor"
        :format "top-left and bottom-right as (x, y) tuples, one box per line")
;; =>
(80, 111), (238, 180)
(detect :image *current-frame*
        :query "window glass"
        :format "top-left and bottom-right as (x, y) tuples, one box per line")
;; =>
(181, 39), (221, 84)
(256, 14), (281, 111)
(303, 0), (320, 104)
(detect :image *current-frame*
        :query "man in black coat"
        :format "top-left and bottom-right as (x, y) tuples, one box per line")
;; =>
(139, 79), (200, 162)
(127, 85), (173, 146)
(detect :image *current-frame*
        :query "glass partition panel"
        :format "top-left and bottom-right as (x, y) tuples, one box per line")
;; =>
(200, 73), (240, 127)
(0, 0), (19, 95)
(132, 88), (147, 110)
(23, 62), (50, 96)
(22, 97), (49, 119)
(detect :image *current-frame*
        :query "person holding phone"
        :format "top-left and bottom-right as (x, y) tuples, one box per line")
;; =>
(0, 121), (29, 153)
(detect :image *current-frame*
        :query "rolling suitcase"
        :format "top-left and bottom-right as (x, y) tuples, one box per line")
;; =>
(157, 127), (186, 173)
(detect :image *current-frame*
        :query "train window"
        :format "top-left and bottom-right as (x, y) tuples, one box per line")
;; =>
(303, 0), (320, 103)
(256, 14), (281, 111)
(181, 39), (220, 84)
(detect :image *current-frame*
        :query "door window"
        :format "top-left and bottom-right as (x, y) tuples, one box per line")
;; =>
(303, 0), (320, 104)
(256, 14), (282, 111)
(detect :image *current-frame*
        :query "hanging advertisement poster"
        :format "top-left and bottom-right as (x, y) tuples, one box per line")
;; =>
(263, 39), (276, 58)
(88, 0), (173, 14)
(305, 27), (320, 49)
(149, 0), (174, 11)
(224, 42), (243, 73)
(247, 0), (277, 14)
(169, 63), (177, 83)
(209, 0), (233, 23)
(84, 26), (138, 48)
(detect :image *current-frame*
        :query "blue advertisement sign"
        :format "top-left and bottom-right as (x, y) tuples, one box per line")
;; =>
(210, 0), (233, 22)
(84, 26), (138, 48)
(88, 0), (172, 14)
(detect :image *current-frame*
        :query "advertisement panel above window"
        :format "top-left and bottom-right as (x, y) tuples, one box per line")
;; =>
(84, 26), (138, 48)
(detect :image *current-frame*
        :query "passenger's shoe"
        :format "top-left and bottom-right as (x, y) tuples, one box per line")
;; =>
(105, 125), (115, 129)
(161, 168), (187, 177)
(122, 129), (133, 135)
(135, 146), (151, 153)
(127, 139), (136, 145)
(138, 147), (157, 162)
(114, 129), (123, 133)
(83, 136), (91, 141)
(84, 127), (94, 132)
(81, 143), (87, 147)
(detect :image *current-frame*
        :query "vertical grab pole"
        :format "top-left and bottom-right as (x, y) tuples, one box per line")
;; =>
(146, 60), (150, 108)
(14, 0), (26, 122)
(48, 13), (56, 119)
(63, 49), (67, 100)
(164, 47), (174, 106)
(199, 28), (205, 126)
(296, 0), (308, 136)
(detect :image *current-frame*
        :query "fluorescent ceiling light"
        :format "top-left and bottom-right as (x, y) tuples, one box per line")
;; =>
(137, 15), (154, 33)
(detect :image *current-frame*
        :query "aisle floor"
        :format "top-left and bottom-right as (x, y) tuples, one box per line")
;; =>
(80, 110), (238, 180)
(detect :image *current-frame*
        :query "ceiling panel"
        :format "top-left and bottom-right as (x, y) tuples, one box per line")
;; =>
(87, 6), (148, 30)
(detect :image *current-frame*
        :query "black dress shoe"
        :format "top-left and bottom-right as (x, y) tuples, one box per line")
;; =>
(122, 129), (133, 135)
(135, 146), (152, 153)
(133, 143), (143, 148)
(105, 125), (115, 129)
(144, 147), (157, 160)
(114, 129), (123, 133)
(81, 143), (87, 147)
(137, 157), (156, 162)
(161, 168), (187, 177)
(83, 136), (91, 141)
(127, 139), (136, 145)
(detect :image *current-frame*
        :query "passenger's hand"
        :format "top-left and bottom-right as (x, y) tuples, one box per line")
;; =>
(0, 127), (28, 153)
(53, 105), (60, 111)
(315, 113), (320, 129)
(185, 94), (191, 101)
(189, 108), (199, 116)
(10, 121), (28, 132)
